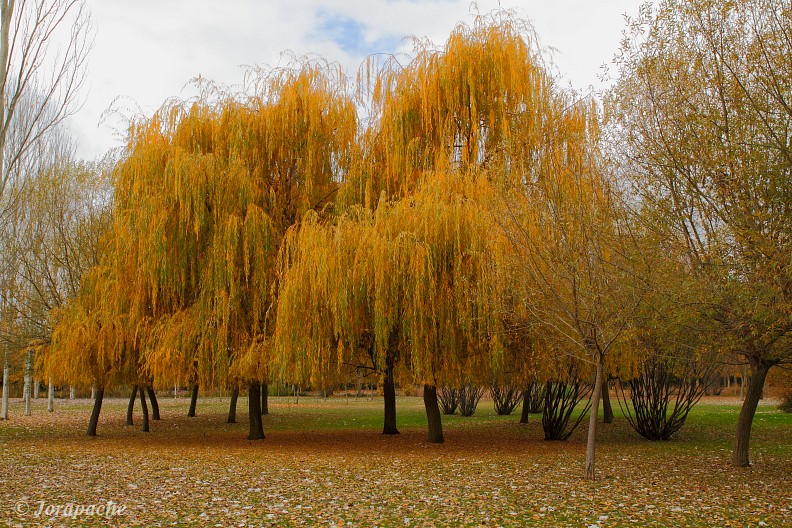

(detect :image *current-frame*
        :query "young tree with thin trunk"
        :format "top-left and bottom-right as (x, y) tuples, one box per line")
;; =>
(494, 89), (646, 479)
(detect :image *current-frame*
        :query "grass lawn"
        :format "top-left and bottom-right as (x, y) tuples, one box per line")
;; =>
(1, 393), (790, 527)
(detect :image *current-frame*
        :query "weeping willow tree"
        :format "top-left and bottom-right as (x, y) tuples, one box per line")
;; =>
(321, 11), (566, 440)
(46, 61), (358, 439)
(44, 255), (140, 436)
(342, 10), (555, 208)
(276, 172), (500, 443)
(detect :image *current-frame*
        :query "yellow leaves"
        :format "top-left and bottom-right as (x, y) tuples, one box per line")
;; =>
(363, 11), (554, 200)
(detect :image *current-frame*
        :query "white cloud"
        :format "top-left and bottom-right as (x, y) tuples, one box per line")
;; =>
(62, 0), (643, 161)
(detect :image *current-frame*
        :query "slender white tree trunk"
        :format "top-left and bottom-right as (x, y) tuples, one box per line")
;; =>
(23, 351), (32, 416)
(47, 380), (54, 412)
(69, 386), (75, 399)
(33, 377), (38, 399)
(1, 350), (9, 420)
(585, 353), (604, 481)
(90, 385), (95, 401)
(0, 1), (12, 188)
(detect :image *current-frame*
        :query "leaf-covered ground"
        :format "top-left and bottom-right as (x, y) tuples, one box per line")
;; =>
(1, 395), (790, 527)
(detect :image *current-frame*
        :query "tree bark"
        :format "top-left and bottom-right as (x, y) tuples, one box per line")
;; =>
(423, 384), (444, 444)
(69, 386), (75, 400)
(91, 386), (95, 401)
(585, 356), (604, 480)
(126, 385), (138, 425)
(227, 387), (239, 423)
(23, 351), (32, 416)
(87, 387), (104, 436)
(382, 362), (399, 434)
(146, 386), (160, 420)
(187, 383), (199, 417)
(261, 382), (269, 415)
(47, 380), (54, 412)
(33, 378), (39, 399)
(733, 360), (771, 467)
(248, 382), (265, 440)
(601, 378), (613, 424)
(519, 390), (530, 424)
(139, 385), (149, 432)
(2, 351), (10, 420)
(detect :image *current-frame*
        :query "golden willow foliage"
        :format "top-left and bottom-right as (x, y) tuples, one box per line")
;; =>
(51, 62), (358, 390)
(344, 11), (554, 205)
(275, 173), (500, 388)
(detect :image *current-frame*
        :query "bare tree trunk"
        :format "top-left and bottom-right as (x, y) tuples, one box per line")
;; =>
(87, 387), (104, 436)
(32, 378), (38, 399)
(146, 386), (160, 420)
(139, 386), (149, 433)
(227, 387), (239, 423)
(585, 357), (604, 480)
(739, 365), (746, 401)
(69, 386), (75, 400)
(423, 384), (444, 444)
(47, 380), (54, 412)
(519, 390), (530, 424)
(91, 386), (95, 401)
(261, 382), (268, 415)
(23, 351), (32, 416)
(248, 382), (264, 440)
(382, 362), (399, 435)
(733, 360), (771, 467)
(1, 351), (9, 420)
(187, 383), (198, 417)
(126, 385), (137, 426)
(602, 378), (613, 424)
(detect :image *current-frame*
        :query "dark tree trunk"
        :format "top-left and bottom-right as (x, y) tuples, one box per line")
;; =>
(227, 387), (239, 423)
(139, 386), (150, 432)
(733, 360), (771, 467)
(146, 386), (160, 420)
(248, 382), (265, 440)
(187, 383), (199, 417)
(87, 387), (104, 437)
(382, 363), (399, 435)
(261, 382), (269, 415)
(423, 384), (444, 444)
(519, 389), (530, 424)
(602, 379), (614, 424)
(126, 385), (138, 426)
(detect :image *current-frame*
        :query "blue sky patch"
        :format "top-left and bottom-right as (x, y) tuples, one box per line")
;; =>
(317, 12), (401, 56)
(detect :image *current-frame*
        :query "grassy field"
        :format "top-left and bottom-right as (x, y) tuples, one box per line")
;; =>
(1, 393), (790, 527)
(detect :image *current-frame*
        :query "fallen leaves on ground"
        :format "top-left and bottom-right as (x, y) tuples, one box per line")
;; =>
(0, 396), (790, 527)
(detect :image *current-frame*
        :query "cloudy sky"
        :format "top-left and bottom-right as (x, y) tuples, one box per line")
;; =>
(66, 0), (644, 161)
